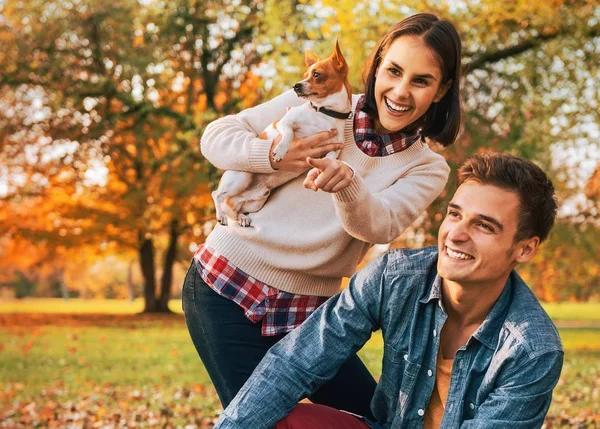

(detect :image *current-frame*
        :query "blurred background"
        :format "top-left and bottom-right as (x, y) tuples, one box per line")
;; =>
(0, 0), (598, 428)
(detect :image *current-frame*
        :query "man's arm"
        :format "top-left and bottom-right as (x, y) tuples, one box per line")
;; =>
(214, 254), (390, 429)
(461, 350), (564, 429)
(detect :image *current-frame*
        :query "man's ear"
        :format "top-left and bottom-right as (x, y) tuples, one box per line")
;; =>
(515, 236), (540, 264)
(305, 49), (319, 68)
(433, 80), (452, 103)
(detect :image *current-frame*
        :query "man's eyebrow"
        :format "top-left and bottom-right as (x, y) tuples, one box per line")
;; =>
(447, 203), (504, 232)
(478, 214), (504, 232)
(387, 61), (437, 81)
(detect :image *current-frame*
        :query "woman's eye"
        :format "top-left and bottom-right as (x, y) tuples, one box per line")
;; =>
(388, 68), (400, 76)
(413, 78), (428, 86)
(447, 210), (459, 217)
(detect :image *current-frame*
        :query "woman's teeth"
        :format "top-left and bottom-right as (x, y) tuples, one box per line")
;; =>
(386, 98), (411, 113)
(447, 248), (474, 260)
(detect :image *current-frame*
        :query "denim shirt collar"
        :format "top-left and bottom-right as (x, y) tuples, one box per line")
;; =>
(420, 271), (514, 350)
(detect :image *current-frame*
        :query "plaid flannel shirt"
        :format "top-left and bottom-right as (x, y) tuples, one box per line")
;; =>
(354, 96), (422, 156)
(194, 245), (328, 336)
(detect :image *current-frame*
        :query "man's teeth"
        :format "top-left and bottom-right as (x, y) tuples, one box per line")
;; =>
(447, 248), (474, 260)
(386, 98), (411, 112)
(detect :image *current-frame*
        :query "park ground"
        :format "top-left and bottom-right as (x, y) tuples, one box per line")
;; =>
(0, 299), (599, 428)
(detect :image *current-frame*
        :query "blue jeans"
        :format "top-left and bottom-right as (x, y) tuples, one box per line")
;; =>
(182, 263), (377, 420)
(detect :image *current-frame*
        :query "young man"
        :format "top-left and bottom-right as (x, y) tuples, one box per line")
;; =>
(214, 153), (563, 429)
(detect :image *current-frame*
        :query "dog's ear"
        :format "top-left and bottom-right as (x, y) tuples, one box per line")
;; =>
(331, 37), (347, 71)
(305, 49), (319, 67)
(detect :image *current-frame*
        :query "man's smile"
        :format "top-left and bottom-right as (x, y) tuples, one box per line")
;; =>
(444, 245), (475, 260)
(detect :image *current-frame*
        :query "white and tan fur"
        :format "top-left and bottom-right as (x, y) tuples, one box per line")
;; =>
(212, 39), (352, 227)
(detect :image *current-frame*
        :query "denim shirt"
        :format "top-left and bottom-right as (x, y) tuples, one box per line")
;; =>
(215, 246), (564, 429)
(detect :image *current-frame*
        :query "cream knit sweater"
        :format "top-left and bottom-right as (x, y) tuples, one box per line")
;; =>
(201, 90), (450, 297)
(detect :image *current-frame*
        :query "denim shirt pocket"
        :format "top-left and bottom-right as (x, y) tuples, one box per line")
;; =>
(462, 395), (478, 421)
(373, 344), (421, 425)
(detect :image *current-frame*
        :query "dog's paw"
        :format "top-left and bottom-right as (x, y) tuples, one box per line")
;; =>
(238, 214), (252, 227)
(272, 149), (286, 163)
(216, 215), (228, 226)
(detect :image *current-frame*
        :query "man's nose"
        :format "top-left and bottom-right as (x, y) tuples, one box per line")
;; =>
(447, 221), (469, 242)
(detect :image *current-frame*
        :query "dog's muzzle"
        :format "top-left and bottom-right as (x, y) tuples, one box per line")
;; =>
(293, 82), (308, 95)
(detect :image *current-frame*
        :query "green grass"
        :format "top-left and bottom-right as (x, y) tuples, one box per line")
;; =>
(541, 302), (600, 323)
(2, 299), (600, 323)
(0, 301), (599, 428)
(0, 298), (183, 314)
(0, 314), (221, 427)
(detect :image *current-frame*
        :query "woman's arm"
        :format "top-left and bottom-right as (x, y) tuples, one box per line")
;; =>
(201, 89), (343, 175)
(333, 153), (450, 244)
(200, 90), (302, 173)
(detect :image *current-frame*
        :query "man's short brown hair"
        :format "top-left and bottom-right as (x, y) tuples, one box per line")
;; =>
(458, 153), (557, 243)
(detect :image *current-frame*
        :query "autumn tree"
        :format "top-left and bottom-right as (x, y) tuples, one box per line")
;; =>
(256, 0), (599, 300)
(1, 0), (598, 303)
(0, 0), (264, 311)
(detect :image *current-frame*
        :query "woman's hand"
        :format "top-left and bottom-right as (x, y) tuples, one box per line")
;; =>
(303, 157), (354, 193)
(269, 129), (343, 172)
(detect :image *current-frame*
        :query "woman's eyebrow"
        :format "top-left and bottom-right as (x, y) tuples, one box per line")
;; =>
(386, 61), (438, 81)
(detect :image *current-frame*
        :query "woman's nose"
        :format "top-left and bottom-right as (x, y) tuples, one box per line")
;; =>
(392, 79), (410, 99)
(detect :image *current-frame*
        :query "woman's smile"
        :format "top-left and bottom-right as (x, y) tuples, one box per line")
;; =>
(384, 97), (413, 114)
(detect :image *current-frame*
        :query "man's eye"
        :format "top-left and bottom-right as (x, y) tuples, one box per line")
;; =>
(448, 210), (459, 217)
(478, 222), (493, 232)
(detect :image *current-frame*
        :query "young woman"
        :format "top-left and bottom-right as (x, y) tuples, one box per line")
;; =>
(182, 13), (462, 419)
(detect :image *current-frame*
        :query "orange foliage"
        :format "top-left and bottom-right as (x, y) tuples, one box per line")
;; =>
(239, 71), (262, 108)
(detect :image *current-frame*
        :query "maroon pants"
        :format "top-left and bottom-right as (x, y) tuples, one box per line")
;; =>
(275, 404), (371, 429)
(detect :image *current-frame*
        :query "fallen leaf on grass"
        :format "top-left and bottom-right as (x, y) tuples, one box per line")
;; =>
(1, 383), (222, 428)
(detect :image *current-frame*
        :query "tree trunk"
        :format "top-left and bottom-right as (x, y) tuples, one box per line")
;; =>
(139, 232), (157, 312)
(127, 259), (136, 302)
(58, 269), (69, 301)
(157, 220), (178, 313)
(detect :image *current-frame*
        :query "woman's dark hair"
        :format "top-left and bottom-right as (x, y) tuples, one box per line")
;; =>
(457, 153), (558, 243)
(362, 13), (462, 147)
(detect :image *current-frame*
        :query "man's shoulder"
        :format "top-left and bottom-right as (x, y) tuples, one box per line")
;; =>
(502, 271), (564, 357)
(382, 245), (439, 275)
(354, 246), (437, 297)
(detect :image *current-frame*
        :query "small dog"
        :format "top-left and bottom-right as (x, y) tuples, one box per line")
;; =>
(212, 39), (352, 227)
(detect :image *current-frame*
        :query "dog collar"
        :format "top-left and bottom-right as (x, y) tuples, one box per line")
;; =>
(310, 102), (353, 120)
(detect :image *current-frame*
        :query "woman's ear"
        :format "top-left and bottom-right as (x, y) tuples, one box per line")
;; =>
(433, 80), (452, 103)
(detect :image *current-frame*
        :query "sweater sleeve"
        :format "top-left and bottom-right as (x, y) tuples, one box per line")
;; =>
(333, 151), (450, 244)
(200, 89), (305, 173)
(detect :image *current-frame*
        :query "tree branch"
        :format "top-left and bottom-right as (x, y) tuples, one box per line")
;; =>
(463, 24), (599, 74)
(463, 30), (563, 74)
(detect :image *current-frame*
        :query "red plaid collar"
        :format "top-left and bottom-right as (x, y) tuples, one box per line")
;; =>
(354, 96), (422, 157)
(193, 245), (328, 336)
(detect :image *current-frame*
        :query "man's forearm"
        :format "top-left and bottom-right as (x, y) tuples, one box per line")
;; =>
(214, 256), (388, 428)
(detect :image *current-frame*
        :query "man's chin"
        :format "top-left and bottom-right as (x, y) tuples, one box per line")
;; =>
(438, 265), (471, 283)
